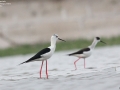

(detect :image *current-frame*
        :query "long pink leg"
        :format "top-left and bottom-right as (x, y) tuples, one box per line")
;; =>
(84, 58), (86, 69)
(46, 60), (48, 79)
(74, 58), (80, 70)
(40, 61), (44, 78)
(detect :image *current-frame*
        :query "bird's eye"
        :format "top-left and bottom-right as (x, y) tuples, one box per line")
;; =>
(96, 37), (100, 40)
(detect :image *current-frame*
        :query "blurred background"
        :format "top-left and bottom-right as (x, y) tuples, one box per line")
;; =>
(0, 0), (120, 49)
(1, 1), (120, 90)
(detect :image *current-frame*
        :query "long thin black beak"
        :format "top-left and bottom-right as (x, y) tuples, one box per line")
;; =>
(58, 38), (66, 42)
(100, 40), (106, 44)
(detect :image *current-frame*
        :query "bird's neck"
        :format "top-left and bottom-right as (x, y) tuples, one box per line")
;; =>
(89, 40), (98, 50)
(50, 42), (56, 53)
(51, 41), (56, 47)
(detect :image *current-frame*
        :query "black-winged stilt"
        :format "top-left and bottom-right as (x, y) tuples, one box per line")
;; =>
(19, 34), (66, 79)
(68, 37), (106, 70)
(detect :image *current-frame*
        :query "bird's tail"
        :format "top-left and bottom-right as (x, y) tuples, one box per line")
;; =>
(18, 61), (26, 65)
(18, 58), (34, 66)
(67, 54), (72, 56)
(18, 60), (30, 65)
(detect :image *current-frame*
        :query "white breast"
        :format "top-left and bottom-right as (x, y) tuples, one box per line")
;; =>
(83, 50), (92, 58)
(41, 46), (56, 60)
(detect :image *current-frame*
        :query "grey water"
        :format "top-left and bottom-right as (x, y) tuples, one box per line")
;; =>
(0, 46), (120, 90)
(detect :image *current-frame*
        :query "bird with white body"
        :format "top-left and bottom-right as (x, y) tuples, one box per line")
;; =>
(68, 37), (106, 70)
(19, 34), (66, 79)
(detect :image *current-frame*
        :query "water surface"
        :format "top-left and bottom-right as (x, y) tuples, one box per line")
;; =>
(0, 46), (120, 90)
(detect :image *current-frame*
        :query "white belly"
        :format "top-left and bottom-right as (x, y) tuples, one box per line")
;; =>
(33, 53), (52, 61)
(74, 51), (92, 58)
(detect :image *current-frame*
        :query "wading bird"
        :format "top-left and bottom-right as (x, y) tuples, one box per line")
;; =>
(19, 34), (66, 79)
(68, 37), (106, 70)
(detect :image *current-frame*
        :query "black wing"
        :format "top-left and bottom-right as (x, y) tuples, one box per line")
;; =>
(19, 48), (50, 65)
(68, 48), (90, 56)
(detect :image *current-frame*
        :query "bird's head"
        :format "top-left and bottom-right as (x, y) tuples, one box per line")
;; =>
(95, 37), (106, 44)
(51, 34), (66, 42)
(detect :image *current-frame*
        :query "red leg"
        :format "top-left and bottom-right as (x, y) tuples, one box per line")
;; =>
(46, 60), (48, 79)
(40, 61), (44, 79)
(74, 58), (80, 70)
(84, 58), (86, 69)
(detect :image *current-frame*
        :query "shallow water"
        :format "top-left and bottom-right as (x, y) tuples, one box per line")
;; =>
(1, 46), (120, 90)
